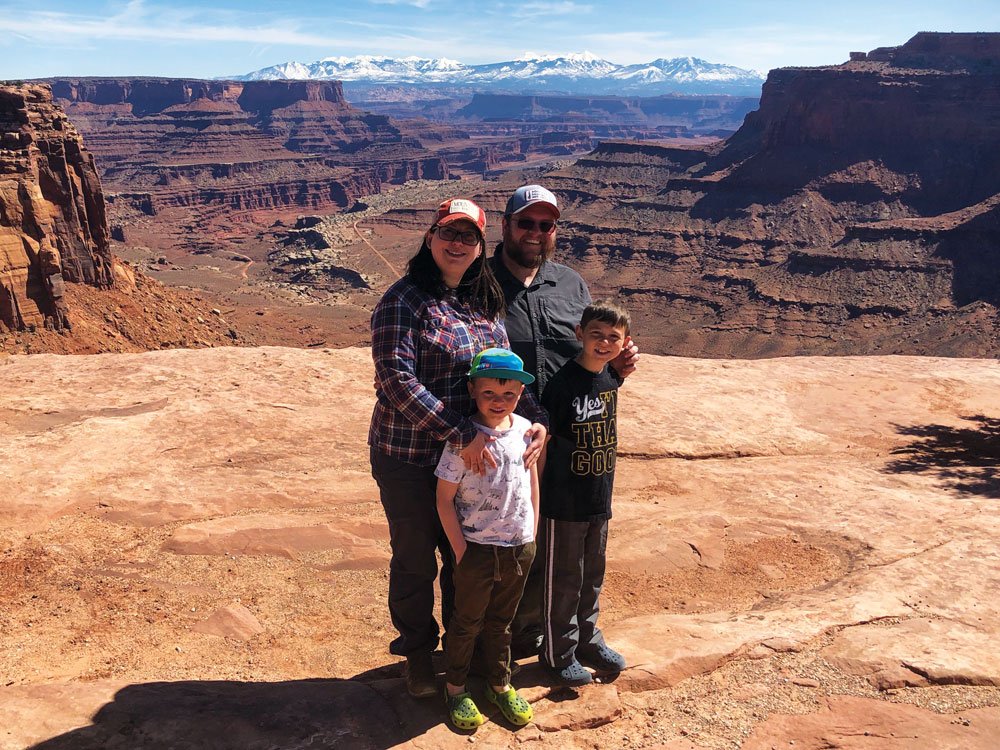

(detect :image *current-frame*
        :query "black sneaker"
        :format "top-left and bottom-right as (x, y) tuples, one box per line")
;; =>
(404, 653), (437, 699)
(547, 659), (592, 687)
(510, 634), (543, 661)
(577, 643), (626, 674)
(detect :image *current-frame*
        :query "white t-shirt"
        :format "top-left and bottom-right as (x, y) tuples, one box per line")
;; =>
(435, 413), (535, 546)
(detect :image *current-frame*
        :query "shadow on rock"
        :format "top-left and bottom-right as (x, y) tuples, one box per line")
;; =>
(884, 414), (1000, 497)
(27, 674), (440, 750)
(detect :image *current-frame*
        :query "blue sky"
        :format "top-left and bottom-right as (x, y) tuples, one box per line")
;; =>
(1, 0), (997, 80)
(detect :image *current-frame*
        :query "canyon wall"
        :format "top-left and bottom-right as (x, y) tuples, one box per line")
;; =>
(532, 32), (1000, 357)
(48, 77), (447, 217)
(0, 84), (113, 332)
(458, 93), (757, 135)
(46, 77), (610, 218)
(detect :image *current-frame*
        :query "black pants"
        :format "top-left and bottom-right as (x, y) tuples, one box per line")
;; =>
(370, 447), (454, 657)
(541, 517), (609, 669)
(508, 522), (545, 652)
(446, 541), (535, 688)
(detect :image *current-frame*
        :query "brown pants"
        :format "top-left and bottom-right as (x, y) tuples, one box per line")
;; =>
(445, 540), (536, 688)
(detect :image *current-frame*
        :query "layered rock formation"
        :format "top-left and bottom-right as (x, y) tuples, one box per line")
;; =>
(456, 93), (757, 138)
(0, 84), (114, 332)
(527, 32), (1000, 357)
(351, 92), (755, 151)
(48, 78), (630, 221)
(50, 78), (449, 217)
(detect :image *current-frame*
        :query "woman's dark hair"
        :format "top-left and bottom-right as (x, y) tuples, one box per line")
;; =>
(407, 227), (506, 319)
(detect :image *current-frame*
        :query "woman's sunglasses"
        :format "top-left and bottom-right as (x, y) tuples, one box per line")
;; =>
(434, 225), (481, 246)
(514, 218), (557, 234)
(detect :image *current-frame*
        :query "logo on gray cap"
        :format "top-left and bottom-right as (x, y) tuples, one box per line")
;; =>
(505, 184), (561, 218)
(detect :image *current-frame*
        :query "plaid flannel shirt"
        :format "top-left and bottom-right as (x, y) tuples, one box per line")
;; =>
(369, 276), (546, 466)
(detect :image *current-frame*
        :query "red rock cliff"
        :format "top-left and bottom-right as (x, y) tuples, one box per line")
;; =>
(531, 33), (1000, 358)
(1, 84), (113, 332)
(716, 32), (1000, 213)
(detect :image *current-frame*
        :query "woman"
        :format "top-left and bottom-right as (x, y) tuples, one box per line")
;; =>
(368, 198), (546, 699)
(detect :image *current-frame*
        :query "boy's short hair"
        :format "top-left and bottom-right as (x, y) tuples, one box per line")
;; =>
(580, 299), (631, 336)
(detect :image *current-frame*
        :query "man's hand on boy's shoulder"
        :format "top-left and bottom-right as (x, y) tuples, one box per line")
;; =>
(610, 335), (639, 380)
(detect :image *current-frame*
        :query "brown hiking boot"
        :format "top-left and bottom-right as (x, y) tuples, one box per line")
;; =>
(404, 653), (437, 698)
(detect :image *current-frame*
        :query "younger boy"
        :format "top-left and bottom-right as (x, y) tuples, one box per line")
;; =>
(540, 300), (631, 686)
(435, 348), (540, 730)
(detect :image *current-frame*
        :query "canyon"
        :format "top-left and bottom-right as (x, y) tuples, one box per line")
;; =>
(0, 84), (264, 352)
(3, 75), (746, 351)
(562, 31), (1000, 357)
(4, 32), (1000, 359)
(326, 32), (1000, 358)
(353, 91), (755, 149)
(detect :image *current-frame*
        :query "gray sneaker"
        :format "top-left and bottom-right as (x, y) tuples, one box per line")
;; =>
(577, 643), (626, 673)
(547, 659), (592, 687)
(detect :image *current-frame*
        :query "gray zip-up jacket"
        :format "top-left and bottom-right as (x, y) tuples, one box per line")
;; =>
(491, 247), (592, 397)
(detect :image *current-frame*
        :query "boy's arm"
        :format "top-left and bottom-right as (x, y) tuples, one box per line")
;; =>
(436, 478), (468, 565)
(529, 463), (540, 540)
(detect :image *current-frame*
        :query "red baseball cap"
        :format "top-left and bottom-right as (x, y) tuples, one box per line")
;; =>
(434, 198), (487, 234)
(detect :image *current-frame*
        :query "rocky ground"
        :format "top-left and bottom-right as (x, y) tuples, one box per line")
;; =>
(0, 262), (257, 355)
(2, 349), (999, 749)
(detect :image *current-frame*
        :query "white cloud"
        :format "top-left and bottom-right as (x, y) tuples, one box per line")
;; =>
(579, 26), (889, 71)
(507, 1), (592, 20)
(0, 2), (351, 47)
(367, 0), (433, 7)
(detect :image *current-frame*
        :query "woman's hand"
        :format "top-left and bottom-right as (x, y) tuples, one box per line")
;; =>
(460, 430), (497, 475)
(522, 423), (547, 468)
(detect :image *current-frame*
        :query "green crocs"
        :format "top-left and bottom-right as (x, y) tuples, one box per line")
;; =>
(446, 690), (485, 730)
(485, 686), (533, 726)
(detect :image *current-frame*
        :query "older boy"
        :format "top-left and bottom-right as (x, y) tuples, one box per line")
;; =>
(540, 300), (631, 686)
(435, 348), (539, 729)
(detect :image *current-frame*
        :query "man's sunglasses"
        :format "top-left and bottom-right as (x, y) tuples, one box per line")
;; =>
(434, 225), (481, 246)
(513, 217), (557, 234)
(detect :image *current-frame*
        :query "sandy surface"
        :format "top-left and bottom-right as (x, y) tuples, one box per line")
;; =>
(2, 349), (999, 749)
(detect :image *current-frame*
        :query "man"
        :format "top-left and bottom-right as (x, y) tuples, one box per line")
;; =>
(490, 184), (638, 658)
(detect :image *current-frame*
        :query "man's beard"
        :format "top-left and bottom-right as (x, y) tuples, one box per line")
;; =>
(502, 228), (556, 269)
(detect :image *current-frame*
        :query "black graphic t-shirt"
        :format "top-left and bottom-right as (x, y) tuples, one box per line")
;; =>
(540, 359), (619, 521)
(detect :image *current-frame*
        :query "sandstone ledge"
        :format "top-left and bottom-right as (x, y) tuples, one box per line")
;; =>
(1, 348), (999, 748)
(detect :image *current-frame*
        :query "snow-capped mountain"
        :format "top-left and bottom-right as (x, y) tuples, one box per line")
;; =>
(614, 57), (761, 84)
(267, 55), (469, 83)
(234, 53), (764, 96)
(470, 52), (622, 82)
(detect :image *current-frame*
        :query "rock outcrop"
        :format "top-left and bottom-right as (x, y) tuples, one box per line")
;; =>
(2, 348), (999, 747)
(521, 32), (1000, 357)
(0, 84), (113, 332)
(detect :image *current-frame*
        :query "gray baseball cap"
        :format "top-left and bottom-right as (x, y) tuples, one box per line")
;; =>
(504, 184), (561, 218)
